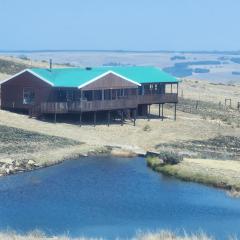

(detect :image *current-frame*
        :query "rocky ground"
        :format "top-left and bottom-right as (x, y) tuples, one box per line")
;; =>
(156, 135), (240, 160)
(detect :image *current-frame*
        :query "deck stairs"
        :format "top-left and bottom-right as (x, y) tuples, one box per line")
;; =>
(116, 109), (134, 123)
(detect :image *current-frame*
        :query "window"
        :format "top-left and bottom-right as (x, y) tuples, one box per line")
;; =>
(93, 90), (102, 100)
(23, 88), (35, 105)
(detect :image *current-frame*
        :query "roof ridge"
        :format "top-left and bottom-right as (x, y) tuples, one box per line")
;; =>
(27, 66), (179, 88)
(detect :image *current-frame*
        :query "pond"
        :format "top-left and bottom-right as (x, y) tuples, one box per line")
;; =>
(0, 156), (240, 239)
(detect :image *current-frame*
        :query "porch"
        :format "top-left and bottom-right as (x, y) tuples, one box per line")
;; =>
(39, 93), (177, 114)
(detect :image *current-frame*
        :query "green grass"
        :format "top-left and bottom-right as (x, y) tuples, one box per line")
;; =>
(146, 156), (162, 169)
(157, 165), (225, 187)
(149, 163), (240, 192)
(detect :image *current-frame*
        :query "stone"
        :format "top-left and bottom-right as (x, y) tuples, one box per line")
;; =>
(14, 161), (21, 167)
(4, 165), (14, 174)
(111, 149), (137, 158)
(13, 166), (25, 172)
(27, 160), (36, 166)
(146, 150), (160, 157)
(0, 158), (14, 165)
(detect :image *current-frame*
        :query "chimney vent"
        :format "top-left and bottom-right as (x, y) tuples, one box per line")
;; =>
(49, 59), (52, 71)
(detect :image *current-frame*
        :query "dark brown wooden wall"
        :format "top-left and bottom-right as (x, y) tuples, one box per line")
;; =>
(1, 71), (54, 110)
(81, 72), (138, 90)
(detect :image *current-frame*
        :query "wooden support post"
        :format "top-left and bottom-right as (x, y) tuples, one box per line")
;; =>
(148, 105), (151, 121)
(107, 111), (110, 127)
(219, 101), (221, 109)
(161, 104), (164, 121)
(133, 109), (136, 126)
(195, 100), (199, 109)
(79, 112), (82, 127)
(102, 89), (104, 100)
(94, 111), (96, 127)
(174, 103), (177, 121)
(225, 98), (232, 108)
(54, 102), (57, 123)
(54, 113), (57, 123)
(121, 110), (124, 126)
(159, 104), (161, 118)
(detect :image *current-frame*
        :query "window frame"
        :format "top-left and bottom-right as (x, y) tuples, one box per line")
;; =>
(23, 87), (35, 105)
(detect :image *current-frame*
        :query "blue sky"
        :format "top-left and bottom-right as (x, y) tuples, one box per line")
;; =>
(0, 0), (239, 51)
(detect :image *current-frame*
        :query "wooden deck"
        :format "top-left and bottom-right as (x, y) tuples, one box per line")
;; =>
(138, 93), (178, 104)
(39, 93), (178, 114)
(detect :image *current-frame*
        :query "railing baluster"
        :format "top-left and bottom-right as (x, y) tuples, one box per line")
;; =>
(40, 93), (177, 113)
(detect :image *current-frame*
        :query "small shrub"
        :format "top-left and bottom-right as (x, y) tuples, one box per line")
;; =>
(159, 151), (183, 165)
(146, 156), (162, 169)
(143, 124), (151, 132)
(202, 114), (207, 120)
(18, 55), (30, 60)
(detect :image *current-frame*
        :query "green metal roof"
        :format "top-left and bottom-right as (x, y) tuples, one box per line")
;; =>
(29, 66), (179, 88)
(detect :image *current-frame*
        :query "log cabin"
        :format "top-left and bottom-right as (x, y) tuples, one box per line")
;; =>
(0, 66), (179, 125)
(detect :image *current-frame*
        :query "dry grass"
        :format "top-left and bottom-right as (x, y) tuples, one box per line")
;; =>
(0, 107), (237, 153)
(174, 98), (240, 128)
(179, 79), (240, 107)
(0, 230), (215, 240)
(137, 230), (213, 240)
(0, 124), (108, 176)
(156, 135), (240, 160)
(0, 55), (68, 82)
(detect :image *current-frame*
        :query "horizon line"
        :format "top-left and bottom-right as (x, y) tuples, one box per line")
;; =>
(0, 49), (240, 55)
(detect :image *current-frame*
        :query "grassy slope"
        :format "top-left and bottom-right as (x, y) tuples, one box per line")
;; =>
(147, 157), (240, 192)
(0, 125), (91, 176)
(0, 55), (68, 81)
(0, 124), (79, 154)
(176, 97), (240, 127)
(156, 135), (240, 160)
(179, 78), (240, 105)
(0, 58), (31, 75)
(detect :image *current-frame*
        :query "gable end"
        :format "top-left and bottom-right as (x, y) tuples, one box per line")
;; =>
(78, 71), (141, 89)
(0, 69), (54, 87)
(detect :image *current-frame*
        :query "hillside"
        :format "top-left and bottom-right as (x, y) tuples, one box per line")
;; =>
(0, 55), (66, 82)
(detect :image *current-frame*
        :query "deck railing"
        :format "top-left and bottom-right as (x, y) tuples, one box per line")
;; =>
(40, 93), (178, 113)
(138, 93), (178, 104)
